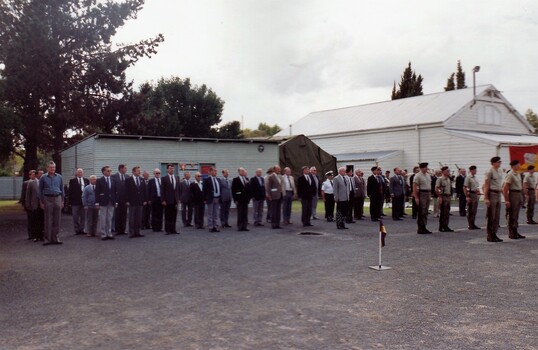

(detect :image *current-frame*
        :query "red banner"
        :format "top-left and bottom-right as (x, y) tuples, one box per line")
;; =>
(509, 145), (538, 172)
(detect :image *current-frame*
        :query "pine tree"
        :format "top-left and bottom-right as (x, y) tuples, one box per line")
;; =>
(444, 73), (456, 91)
(391, 62), (424, 100)
(525, 109), (538, 134)
(456, 60), (467, 89)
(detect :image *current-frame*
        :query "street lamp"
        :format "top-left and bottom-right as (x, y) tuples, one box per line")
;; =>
(473, 66), (480, 97)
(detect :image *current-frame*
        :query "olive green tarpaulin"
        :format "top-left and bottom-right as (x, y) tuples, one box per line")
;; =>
(278, 135), (337, 182)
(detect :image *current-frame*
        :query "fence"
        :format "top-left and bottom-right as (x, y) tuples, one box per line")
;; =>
(0, 177), (23, 200)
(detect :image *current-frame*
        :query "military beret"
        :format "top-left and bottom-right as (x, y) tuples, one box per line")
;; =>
(490, 156), (501, 164)
(509, 160), (520, 166)
(528, 165), (535, 170)
(419, 162), (428, 169)
(469, 165), (477, 170)
(441, 166), (449, 171)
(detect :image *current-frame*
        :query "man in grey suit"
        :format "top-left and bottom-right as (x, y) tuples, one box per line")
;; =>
(265, 165), (283, 229)
(219, 169), (233, 228)
(25, 170), (44, 241)
(179, 171), (193, 227)
(389, 167), (406, 220)
(332, 167), (350, 230)
(111, 164), (130, 235)
(353, 169), (366, 220)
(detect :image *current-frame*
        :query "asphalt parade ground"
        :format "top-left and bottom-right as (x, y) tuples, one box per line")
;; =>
(1, 202), (537, 350)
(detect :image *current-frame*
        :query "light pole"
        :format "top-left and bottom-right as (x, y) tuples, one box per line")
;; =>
(473, 66), (480, 97)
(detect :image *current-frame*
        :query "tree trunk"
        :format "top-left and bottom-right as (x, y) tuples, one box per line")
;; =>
(23, 141), (38, 181)
(52, 129), (64, 174)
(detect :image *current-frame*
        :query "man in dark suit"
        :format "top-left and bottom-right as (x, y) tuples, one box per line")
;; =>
(310, 167), (321, 220)
(389, 167), (405, 220)
(179, 171), (194, 227)
(219, 169), (232, 228)
(142, 171), (151, 229)
(190, 172), (205, 229)
(297, 166), (315, 227)
(95, 166), (117, 240)
(367, 166), (384, 221)
(68, 168), (90, 235)
(249, 168), (265, 226)
(346, 168), (356, 223)
(203, 166), (221, 232)
(232, 167), (251, 231)
(455, 168), (467, 216)
(126, 166), (147, 238)
(111, 164), (130, 235)
(148, 168), (163, 232)
(160, 163), (180, 234)
(24, 170), (42, 241)
(265, 165), (283, 229)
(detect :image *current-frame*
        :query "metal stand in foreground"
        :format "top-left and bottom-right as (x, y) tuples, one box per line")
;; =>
(368, 230), (392, 271)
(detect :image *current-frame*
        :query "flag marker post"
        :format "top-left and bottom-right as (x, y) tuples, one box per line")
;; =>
(368, 221), (392, 271)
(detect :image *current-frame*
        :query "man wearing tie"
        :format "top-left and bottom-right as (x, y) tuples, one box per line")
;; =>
(353, 169), (366, 220)
(389, 167), (406, 220)
(310, 166), (321, 220)
(161, 163), (180, 235)
(321, 171), (335, 222)
(142, 170), (151, 229)
(179, 172), (194, 227)
(112, 164), (130, 235)
(203, 166), (221, 232)
(232, 167), (251, 231)
(95, 166), (117, 240)
(281, 167), (296, 225)
(190, 172), (205, 229)
(68, 168), (89, 235)
(148, 169), (164, 232)
(265, 165), (283, 229)
(126, 166), (147, 238)
(367, 166), (384, 221)
(219, 169), (233, 228)
(298, 166), (315, 227)
(332, 167), (350, 229)
(82, 175), (99, 237)
(250, 168), (266, 227)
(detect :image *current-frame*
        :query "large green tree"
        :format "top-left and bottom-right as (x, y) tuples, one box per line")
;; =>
(444, 73), (456, 91)
(119, 77), (225, 138)
(526, 108), (538, 134)
(391, 62), (423, 100)
(456, 60), (467, 89)
(0, 0), (164, 174)
(243, 123), (282, 138)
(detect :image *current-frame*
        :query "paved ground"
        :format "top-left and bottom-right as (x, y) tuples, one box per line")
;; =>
(1, 202), (537, 350)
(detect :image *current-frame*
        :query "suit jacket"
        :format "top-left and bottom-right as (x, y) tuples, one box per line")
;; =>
(95, 176), (117, 206)
(389, 175), (405, 197)
(68, 177), (89, 206)
(232, 176), (251, 203)
(297, 174), (316, 199)
(111, 173), (130, 204)
(126, 176), (147, 206)
(367, 175), (384, 198)
(161, 174), (180, 204)
(311, 174), (321, 196)
(20, 180), (29, 208)
(179, 179), (192, 203)
(455, 175), (465, 196)
(280, 174), (296, 196)
(203, 176), (221, 202)
(265, 173), (282, 200)
(148, 178), (162, 202)
(190, 181), (204, 205)
(219, 176), (232, 202)
(353, 176), (366, 198)
(25, 180), (40, 210)
(332, 174), (350, 202)
(82, 184), (97, 207)
(249, 176), (266, 200)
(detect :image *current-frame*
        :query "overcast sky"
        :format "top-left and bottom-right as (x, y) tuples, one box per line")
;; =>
(114, 0), (538, 130)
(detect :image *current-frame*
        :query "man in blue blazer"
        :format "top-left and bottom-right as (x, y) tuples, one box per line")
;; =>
(203, 166), (221, 232)
(82, 175), (99, 237)
(126, 166), (147, 238)
(95, 166), (117, 240)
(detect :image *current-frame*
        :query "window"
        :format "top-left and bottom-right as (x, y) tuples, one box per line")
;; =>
(477, 105), (501, 125)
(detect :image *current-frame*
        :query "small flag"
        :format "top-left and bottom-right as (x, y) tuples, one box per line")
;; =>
(380, 221), (387, 247)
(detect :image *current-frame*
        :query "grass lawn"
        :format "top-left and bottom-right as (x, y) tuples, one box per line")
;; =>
(0, 200), (23, 213)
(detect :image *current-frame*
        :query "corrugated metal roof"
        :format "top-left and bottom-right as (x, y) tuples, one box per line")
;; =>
(277, 85), (494, 137)
(334, 150), (401, 161)
(446, 130), (538, 145)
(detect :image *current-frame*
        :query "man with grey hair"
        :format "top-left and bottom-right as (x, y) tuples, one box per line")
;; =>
(39, 161), (65, 245)
(203, 166), (221, 232)
(265, 165), (283, 229)
(219, 169), (233, 228)
(142, 170), (151, 229)
(82, 175), (99, 237)
(332, 167), (350, 229)
(250, 168), (265, 226)
(68, 168), (89, 235)
(281, 167), (296, 224)
(310, 166), (320, 220)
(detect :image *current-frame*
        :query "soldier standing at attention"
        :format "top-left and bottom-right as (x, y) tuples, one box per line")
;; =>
(503, 160), (526, 240)
(463, 165), (481, 230)
(523, 165), (537, 225)
(413, 162), (432, 234)
(436, 166), (454, 232)
(484, 157), (504, 242)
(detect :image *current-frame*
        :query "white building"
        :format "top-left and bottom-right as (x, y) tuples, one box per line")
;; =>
(277, 85), (538, 180)
(61, 134), (279, 179)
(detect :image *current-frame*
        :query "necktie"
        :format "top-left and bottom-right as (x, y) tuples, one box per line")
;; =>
(213, 177), (219, 196)
(121, 174), (124, 182)
(343, 176), (348, 188)
(241, 176), (245, 185)
(106, 177), (110, 189)
(156, 178), (161, 197)
(171, 175), (175, 189)
(136, 177), (139, 187)
(307, 175), (311, 185)
(92, 185), (95, 192)
(330, 180), (333, 187)
(79, 178), (83, 190)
